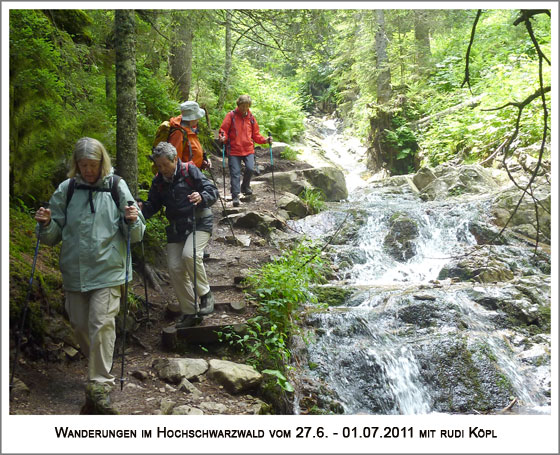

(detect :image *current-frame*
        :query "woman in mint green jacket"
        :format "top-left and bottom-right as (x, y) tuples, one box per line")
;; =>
(35, 137), (145, 413)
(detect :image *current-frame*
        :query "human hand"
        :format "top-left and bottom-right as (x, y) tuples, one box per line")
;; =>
(188, 192), (203, 205)
(124, 204), (138, 223)
(35, 207), (51, 226)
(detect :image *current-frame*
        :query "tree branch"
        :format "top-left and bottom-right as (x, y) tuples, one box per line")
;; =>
(461, 9), (482, 91)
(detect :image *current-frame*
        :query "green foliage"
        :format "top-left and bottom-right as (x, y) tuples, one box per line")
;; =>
(262, 369), (295, 392)
(218, 241), (328, 371)
(280, 146), (299, 161)
(299, 188), (325, 215)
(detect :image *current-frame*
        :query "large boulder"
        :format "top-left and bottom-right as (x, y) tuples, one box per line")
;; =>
(302, 167), (348, 201)
(152, 358), (209, 384)
(207, 359), (262, 394)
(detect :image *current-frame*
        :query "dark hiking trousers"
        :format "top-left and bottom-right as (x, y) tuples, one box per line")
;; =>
(228, 154), (255, 196)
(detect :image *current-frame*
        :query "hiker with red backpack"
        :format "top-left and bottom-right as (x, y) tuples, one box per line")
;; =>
(139, 141), (218, 329)
(34, 137), (145, 414)
(167, 100), (212, 170)
(218, 95), (272, 207)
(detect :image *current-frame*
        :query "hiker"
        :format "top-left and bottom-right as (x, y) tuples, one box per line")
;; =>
(168, 100), (212, 170)
(139, 141), (218, 328)
(34, 137), (145, 414)
(218, 94), (272, 207)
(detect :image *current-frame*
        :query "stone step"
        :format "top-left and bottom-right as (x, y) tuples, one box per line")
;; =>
(162, 323), (247, 348)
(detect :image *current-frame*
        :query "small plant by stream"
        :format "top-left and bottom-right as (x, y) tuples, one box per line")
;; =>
(218, 241), (329, 394)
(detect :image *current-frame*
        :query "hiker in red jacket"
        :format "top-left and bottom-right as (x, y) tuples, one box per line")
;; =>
(168, 101), (212, 170)
(218, 95), (271, 207)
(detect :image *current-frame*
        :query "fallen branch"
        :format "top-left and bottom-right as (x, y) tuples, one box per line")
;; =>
(411, 95), (484, 130)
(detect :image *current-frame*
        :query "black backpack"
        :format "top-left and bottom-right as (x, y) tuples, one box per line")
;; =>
(66, 175), (121, 213)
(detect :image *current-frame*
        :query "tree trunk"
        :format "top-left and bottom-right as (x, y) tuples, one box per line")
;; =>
(367, 10), (394, 173)
(375, 10), (392, 104)
(414, 10), (432, 74)
(217, 10), (232, 111)
(169, 11), (193, 101)
(115, 9), (138, 198)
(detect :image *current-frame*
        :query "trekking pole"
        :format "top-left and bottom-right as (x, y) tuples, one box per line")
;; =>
(192, 204), (199, 317)
(119, 200), (134, 391)
(206, 166), (237, 241)
(140, 240), (150, 328)
(221, 141), (227, 199)
(10, 202), (49, 389)
(268, 131), (277, 204)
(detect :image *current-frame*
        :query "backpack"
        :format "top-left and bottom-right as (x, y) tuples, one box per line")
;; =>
(66, 175), (121, 213)
(152, 120), (189, 158)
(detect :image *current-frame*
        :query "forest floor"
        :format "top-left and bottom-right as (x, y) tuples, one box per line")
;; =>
(9, 149), (312, 415)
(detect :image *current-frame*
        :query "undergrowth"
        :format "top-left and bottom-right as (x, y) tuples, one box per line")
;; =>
(217, 240), (329, 391)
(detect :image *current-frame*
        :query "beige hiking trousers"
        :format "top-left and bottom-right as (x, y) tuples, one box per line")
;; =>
(166, 231), (211, 315)
(65, 286), (121, 384)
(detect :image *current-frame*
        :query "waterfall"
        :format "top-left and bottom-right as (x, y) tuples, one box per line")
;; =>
(290, 116), (551, 415)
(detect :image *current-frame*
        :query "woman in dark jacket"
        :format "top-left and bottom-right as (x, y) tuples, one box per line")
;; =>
(140, 141), (218, 328)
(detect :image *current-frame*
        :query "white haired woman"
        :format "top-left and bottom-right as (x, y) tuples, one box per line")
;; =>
(34, 137), (145, 414)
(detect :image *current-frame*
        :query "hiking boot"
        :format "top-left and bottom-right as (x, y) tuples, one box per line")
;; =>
(81, 382), (118, 415)
(199, 291), (215, 315)
(241, 187), (253, 196)
(232, 195), (240, 207)
(175, 314), (203, 329)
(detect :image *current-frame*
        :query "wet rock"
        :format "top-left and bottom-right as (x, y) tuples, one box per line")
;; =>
(152, 358), (209, 384)
(310, 285), (355, 307)
(414, 336), (514, 413)
(207, 359), (262, 394)
(437, 246), (514, 283)
(383, 213), (419, 261)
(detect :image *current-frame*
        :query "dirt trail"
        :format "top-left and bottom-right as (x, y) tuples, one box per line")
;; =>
(10, 151), (308, 415)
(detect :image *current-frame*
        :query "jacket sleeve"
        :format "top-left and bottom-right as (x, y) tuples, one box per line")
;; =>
(219, 113), (233, 142)
(35, 180), (70, 245)
(251, 116), (268, 145)
(142, 178), (164, 220)
(190, 165), (218, 208)
(116, 179), (146, 245)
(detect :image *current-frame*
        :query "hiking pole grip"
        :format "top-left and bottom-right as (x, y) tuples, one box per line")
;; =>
(120, 200), (135, 391)
(11, 202), (50, 388)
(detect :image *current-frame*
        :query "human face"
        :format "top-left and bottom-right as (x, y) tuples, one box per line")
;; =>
(238, 103), (250, 116)
(153, 155), (177, 180)
(187, 119), (199, 128)
(78, 158), (102, 184)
